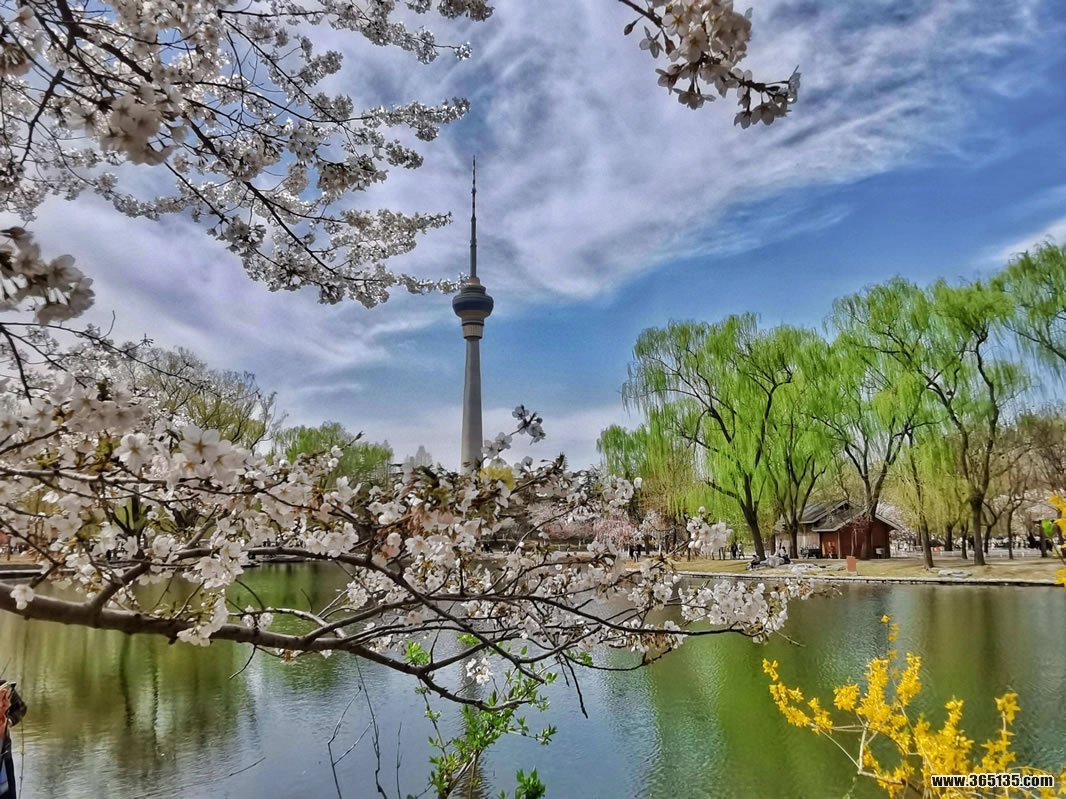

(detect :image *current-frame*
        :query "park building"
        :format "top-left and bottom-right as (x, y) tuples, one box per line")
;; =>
(772, 499), (900, 560)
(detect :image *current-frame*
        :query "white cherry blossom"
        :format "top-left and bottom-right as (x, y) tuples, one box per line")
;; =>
(10, 583), (33, 610)
(0, 231), (810, 723)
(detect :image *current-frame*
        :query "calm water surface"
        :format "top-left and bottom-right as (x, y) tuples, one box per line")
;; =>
(1, 564), (1063, 798)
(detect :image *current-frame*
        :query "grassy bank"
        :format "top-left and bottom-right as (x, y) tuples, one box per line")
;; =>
(665, 556), (1065, 585)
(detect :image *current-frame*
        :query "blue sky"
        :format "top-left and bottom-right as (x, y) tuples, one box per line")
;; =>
(26, 0), (1066, 468)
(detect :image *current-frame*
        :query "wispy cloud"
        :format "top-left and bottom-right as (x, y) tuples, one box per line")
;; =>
(6, 0), (1059, 467)
(27, 196), (446, 395)
(986, 215), (1066, 266)
(366, 0), (1049, 301)
(356, 401), (634, 470)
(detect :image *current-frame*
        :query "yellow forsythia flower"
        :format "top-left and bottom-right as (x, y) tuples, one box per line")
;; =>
(995, 692), (1020, 725)
(763, 616), (1062, 798)
(833, 683), (860, 712)
(762, 658), (779, 681)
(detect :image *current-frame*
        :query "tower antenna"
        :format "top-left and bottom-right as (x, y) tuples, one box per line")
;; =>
(470, 156), (477, 280)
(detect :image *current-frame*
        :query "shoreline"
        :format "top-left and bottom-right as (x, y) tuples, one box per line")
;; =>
(0, 563), (42, 580)
(670, 568), (1060, 587)
(3, 557), (1060, 588)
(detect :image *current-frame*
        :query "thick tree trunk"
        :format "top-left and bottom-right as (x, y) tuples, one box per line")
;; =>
(914, 498), (935, 568)
(1006, 509), (1014, 560)
(919, 522), (935, 569)
(743, 504), (766, 560)
(789, 526), (798, 558)
(970, 498), (986, 567)
(944, 522), (954, 552)
(853, 516), (874, 560)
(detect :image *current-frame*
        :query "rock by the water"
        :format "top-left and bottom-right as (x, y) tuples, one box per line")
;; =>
(937, 569), (971, 578)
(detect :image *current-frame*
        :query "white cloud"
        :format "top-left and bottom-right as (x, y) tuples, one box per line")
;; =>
(989, 216), (1066, 265)
(360, 401), (633, 471)
(368, 0), (1047, 302)
(23, 195), (447, 390)
(2, 0), (1055, 467)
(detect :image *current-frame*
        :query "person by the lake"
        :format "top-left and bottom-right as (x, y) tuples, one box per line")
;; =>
(730, 541), (738, 560)
(1040, 519), (1059, 556)
(0, 681), (27, 799)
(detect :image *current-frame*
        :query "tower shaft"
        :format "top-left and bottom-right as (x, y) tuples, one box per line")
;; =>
(460, 339), (483, 469)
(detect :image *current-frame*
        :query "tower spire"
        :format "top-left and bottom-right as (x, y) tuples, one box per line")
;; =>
(469, 156), (477, 280)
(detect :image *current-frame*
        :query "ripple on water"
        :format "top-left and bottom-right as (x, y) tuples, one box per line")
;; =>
(1, 571), (1063, 798)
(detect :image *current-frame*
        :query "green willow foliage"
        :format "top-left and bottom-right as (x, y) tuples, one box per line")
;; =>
(598, 410), (700, 527)
(273, 421), (393, 487)
(603, 245), (1065, 563)
(137, 347), (279, 448)
(996, 242), (1066, 368)
(620, 314), (816, 559)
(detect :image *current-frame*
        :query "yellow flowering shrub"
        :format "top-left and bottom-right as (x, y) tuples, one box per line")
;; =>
(762, 616), (1066, 798)
(1048, 495), (1066, 587)
(478, 464), (516, 489)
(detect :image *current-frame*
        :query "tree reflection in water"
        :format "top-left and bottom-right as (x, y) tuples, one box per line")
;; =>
(1, 570), (1064, 799)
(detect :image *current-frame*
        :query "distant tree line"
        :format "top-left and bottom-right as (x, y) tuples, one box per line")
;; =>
(600, 243), (1066, 566)
(126, 346), (395, 487)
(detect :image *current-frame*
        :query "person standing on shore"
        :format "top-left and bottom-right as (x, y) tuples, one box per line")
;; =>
(0, 681), (26, 799)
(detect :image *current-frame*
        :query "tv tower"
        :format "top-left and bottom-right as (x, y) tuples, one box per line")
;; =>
(452, 158), (494, 469)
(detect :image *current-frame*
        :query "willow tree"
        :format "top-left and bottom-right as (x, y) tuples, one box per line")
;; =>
(929, 281), (1032, 565)
(892, 429), (965, 568)
(598, 423), (652, 484)
(134, 348), (280, 449)
(598, 409), (700, 550)
(763, 334), (832, 557)
(623, 315), (814, 560)
(842, 278), (1027, 566)
(982, 422), (1041, 559)
(995, 243), (1066, 368)
(1016, 405), (1066, 490)
(820, 308), (932, 558)
(273, 421), (393, 487)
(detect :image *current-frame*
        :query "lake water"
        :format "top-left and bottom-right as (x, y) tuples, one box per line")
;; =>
(1, 564), (1063, 798)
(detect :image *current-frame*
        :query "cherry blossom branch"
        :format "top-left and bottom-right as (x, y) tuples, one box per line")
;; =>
(1, 1), (798, 305)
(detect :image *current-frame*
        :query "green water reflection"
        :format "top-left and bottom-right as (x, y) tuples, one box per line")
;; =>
(0, 565), (1063, 798)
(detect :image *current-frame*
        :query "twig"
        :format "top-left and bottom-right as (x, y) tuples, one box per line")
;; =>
(394, 722), (403, 799)
(229, 644), (258, 680)
(327, 688), (363, 799)
(357, 664), (389, 799)
(130, 755), (266, 798)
